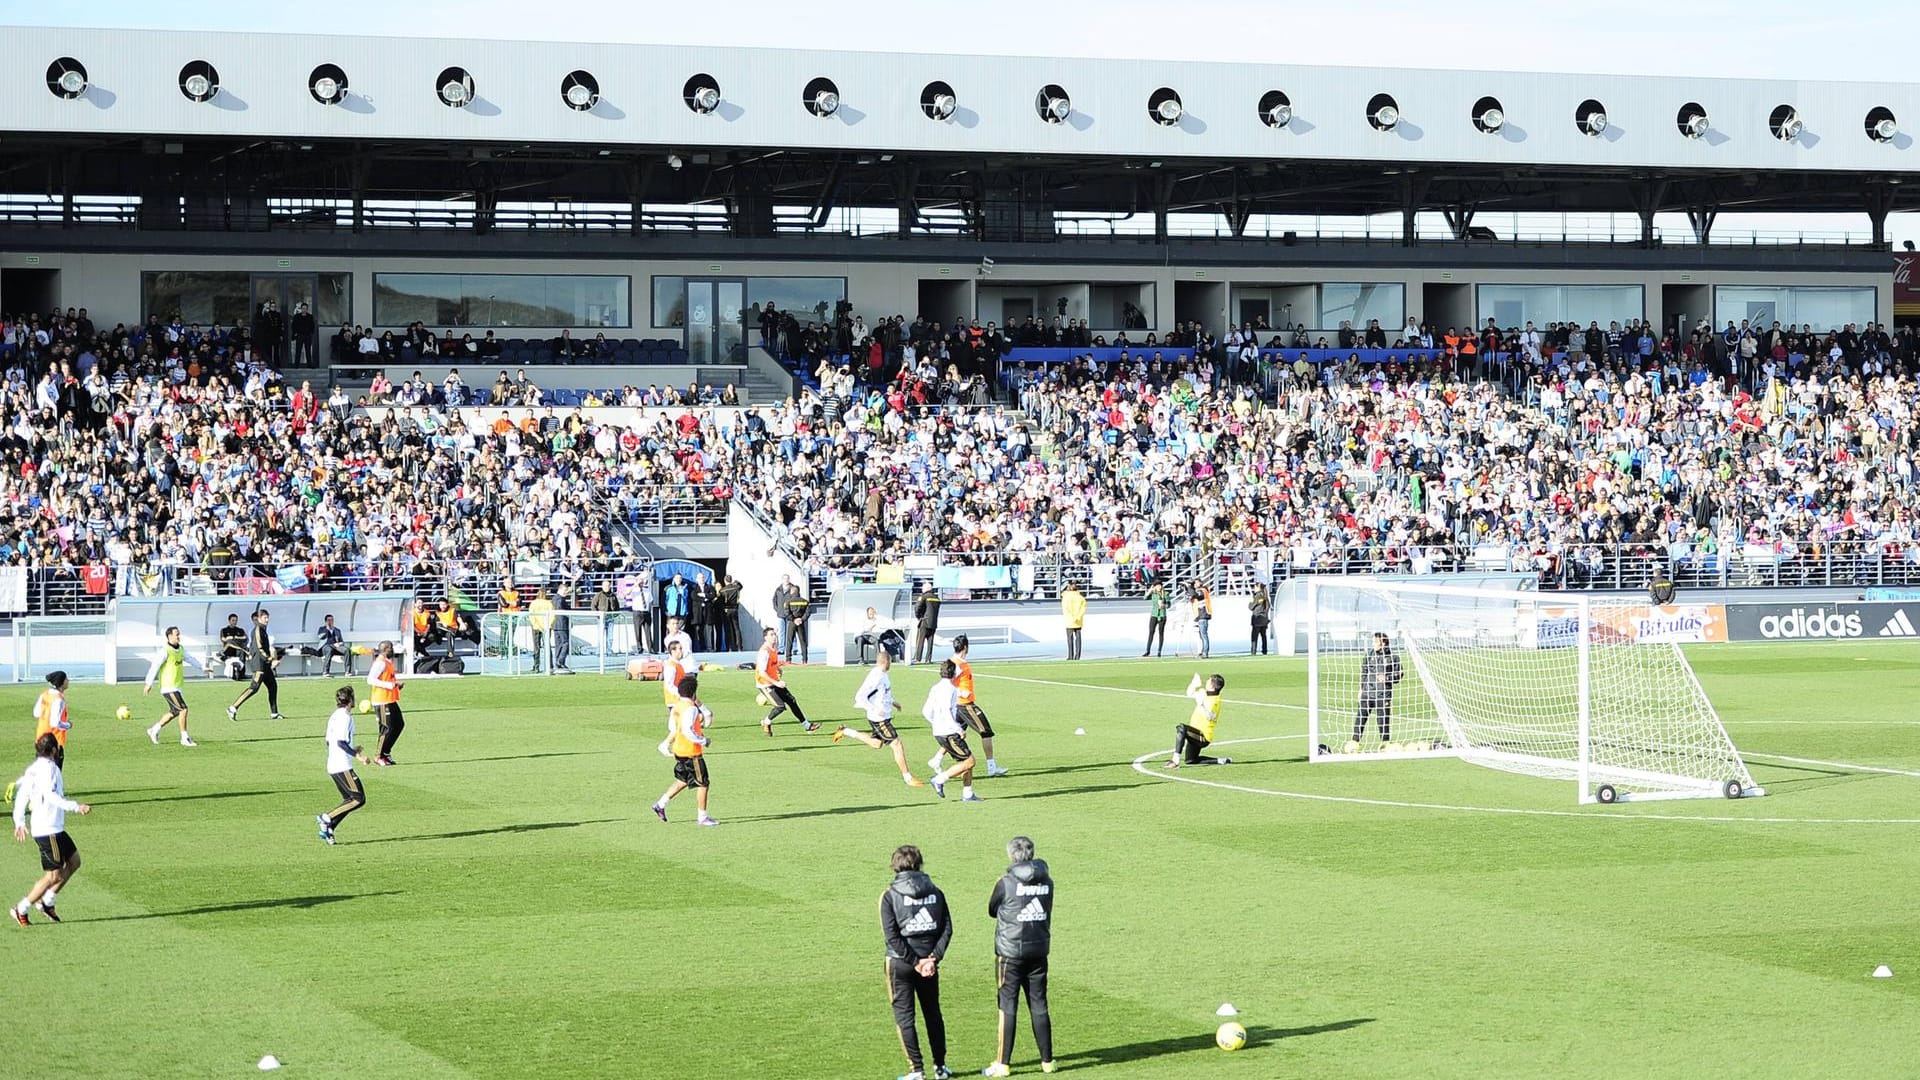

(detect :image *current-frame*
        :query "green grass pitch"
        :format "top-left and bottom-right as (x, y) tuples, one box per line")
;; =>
(2, 643), (1917, 1079)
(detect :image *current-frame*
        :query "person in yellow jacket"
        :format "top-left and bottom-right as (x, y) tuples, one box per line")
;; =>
(1060, 582), (1087, 661)
(651, 674), (717, 826)
(526, 587), (555, 674)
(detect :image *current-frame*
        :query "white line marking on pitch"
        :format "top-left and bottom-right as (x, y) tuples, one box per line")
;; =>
(1129, 739), (1920, 825)
(1741, 753), (1920, 779)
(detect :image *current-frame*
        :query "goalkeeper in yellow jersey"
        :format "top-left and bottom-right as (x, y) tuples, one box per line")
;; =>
(1166, 673), (1230, 768)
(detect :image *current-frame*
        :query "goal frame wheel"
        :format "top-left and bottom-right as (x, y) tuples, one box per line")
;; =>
(1595, 784), (1618, 804)
(1722, 779), (1745, 800)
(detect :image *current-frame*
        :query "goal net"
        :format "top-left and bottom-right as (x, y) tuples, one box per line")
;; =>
(1306, 579), (1762, 804)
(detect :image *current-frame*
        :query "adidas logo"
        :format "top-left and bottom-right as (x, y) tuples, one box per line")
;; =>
(1880, 610), (1918, 638)
(1015, 897), (1049, 923)
(900, 907), (939, 934)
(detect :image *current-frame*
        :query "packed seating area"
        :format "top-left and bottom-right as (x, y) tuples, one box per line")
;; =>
(5, 299), (1920, 613)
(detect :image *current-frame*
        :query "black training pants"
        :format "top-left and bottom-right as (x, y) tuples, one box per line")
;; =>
(1145, 616), (1166, 655)
(235, 667), (279, 713)
(996, 955), (1053, 1065)
(1354, 693), (1392, 743)
(377, 703), (406, 757)
(887, 958), (945, 1074)
(325, 769), (366, 826)
(764, 685), (810, 727)
(1251, 619), (1269, 654)
(1173, 723), (1220, 765)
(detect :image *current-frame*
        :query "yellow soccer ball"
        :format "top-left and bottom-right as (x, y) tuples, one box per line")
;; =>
(1382, 741), (1400, 755)
(1342, 740), (1360, 755)
(1216, 1022), (1247, 1052)
(115, 705), (131, 721)
(754, 689), (771, 707)
(358, 699), (373, 714)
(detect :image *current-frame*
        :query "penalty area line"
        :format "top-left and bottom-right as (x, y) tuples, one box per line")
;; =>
(1131, 737), (1920, 825)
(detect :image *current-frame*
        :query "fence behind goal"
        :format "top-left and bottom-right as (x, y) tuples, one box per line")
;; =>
(473, 612), (648, 676)
(1306, 579), (1761, 804)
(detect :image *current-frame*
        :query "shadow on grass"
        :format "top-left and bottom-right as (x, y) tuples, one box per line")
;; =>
(1006, 761), (1138, 779)
(411, 751), (610, 766)
(1058, 1018), (1375, 1067)
(730, 803), (907, 823)
(996, 781), (1151, 802)
(94, 789), (296, 806)
(353, 818), (624, 845)
(79, 890), (404, 923)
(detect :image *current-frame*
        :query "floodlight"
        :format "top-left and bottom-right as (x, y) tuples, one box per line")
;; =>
(804, 77), (840, 117)
(47, 58), (88, 99)
(562, 70), (600, 111)
(1677, 102), (1709, 139)
(1037, 84), (1071, 123)
(1149, 87), (1183, 126)
(308, 64), (348, 106)
(1367, 93), (1400, 131)
(684, 74), (722, 114)
(1867, 106), (1899, 142)
(437, 67), (475, 108)
(921, 81), (958, 121)
(1258, 90), (1292, 129)
(1473, 96), (1504, 134)
(179, 60), (219, 103)
(1770, 104), (1802, 142)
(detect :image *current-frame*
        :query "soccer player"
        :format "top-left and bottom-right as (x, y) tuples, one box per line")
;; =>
(143, 626), (200, 747)
(1354, 632), (1403, 745)
(227, 609), (284, 721)
(924, 660), (980, 802)
(316, 686), (371, 845)
(756, 627), (816, 735)
(831, 651), (923, 786)
(10, 732), (91, 925)
(929, 636), (1006, 778)
(655, 639), (690, 757)
(32, 672), (71, 768)
(1166, 673), (1231, 768)
(663, 616), (694, 665)
(982, 835), (1055, 1077)
(367, 641), (405, 767)
(652, 674), (717, 827)
(880, 844), (953, 1080)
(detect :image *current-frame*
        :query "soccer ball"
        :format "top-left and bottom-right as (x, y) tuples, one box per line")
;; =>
(115, 705), (131, 721)
(358, 699), (372, 714)
(1216, 1022), (1247, 1052)
(1382, 741), (1400, 755)
(1342, 740), (1360, 755)
(753, 689), (771, 707)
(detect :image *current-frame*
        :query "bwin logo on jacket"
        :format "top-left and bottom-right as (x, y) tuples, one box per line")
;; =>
(1015, 897), (1050, 923)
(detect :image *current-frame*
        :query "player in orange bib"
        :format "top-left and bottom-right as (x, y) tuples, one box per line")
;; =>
(651, 674), (717, 827)
(756, 627), (816, 735)
(32, 672), (71, 769)
(930, 636), (1007, 777)
(655, 640), (690, 757)
(367, 641), (406, 767)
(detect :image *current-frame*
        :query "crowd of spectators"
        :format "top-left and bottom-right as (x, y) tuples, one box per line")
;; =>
(7, 295), (1920, 616)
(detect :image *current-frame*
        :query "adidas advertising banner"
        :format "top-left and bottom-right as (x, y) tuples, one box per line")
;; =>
(1723, 601), (1920, 642)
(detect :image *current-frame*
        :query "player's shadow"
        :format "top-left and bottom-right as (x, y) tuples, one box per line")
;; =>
(1007, 760), (1137, 778)
(731, 803), (905, 823)
(78, 890), (403, 923)
(413, 751), (609, 765)
(996, 781), (1151, 802)
(1060, 1018), (1374, 1066)
(353, 818), (623, 844)
(94, 788), (297, 806)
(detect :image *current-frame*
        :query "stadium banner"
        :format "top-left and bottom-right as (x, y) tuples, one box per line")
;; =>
(1724, 601), (1920, 642)
(935, 565), (1012, 591)
(1897, 253), (1919, 318)
(233, 575), (283, 596)
(0, 566), (26, 613)
(1863, 587), (1920, 602)
(275, 565), (311, 593)
(1593, 603), (1728, 644)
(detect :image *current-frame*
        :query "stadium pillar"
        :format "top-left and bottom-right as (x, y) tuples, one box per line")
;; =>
(895, 164), (919, 239)
(1687, 208), (1716, 244)
(350, 159), (368, 234)
(1400, 174), (1429, 246)
(1866, 181), (1896, 247)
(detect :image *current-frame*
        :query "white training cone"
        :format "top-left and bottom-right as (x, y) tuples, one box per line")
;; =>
(1873, 965), (1893, 978)
(258, 1055), (283, 1070)
(1215, 1003), (1239, 1017)
(1073, 728), (1086, 736)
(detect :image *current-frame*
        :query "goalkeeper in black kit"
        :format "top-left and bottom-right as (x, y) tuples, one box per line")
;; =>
(981, 835), (1054, 1078)
(1354, 632), (1402, 744)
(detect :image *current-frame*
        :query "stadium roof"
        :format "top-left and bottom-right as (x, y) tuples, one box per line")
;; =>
(2, 27), (1915, 240)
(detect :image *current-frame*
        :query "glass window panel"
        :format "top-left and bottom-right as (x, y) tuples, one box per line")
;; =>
(1713, 286), (1875, 333)
(1474, 284), (1643, 329)
(1089, 283), (1155, 330)
(1318, 283), (1405, 333)
(315, 272), (352, 327)
(372, 274), (630, 327)
(746, 277), (846, 326)
(141, 271), (252, 327)
(652, 276), (686, 327)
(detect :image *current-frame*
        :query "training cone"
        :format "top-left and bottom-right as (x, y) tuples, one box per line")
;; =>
(258, 1055), (282, 1071)
(1074, 728), (1086, 736)
(1215, 1003), (1239, 1017)
(1873, 965), (1893, 978)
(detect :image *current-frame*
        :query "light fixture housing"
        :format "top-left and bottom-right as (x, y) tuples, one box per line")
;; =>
(683, 74), (721, 114)
(1036, 84), (1071, 123)
(562, 70), (599, 111)
(1148, 87), (1183, 126)
(308, 63), (348, 106)
(921, 80), (957, 121)
(1769, 104), (1802, 142)
(667, 153), (684, 171)
(1867, 106), (1899, 142)
(179, 60), (219, 103)
(803, 76), (840, 117)
(1677, 102), (1709, 139)
(1576, 98), (1608, 136)
(437, 66), (474, 108)
(1258, 89), (1292, 129)
(1473, 95), (1505, 134)
(46, 58), (88, 99)
(1367, 92), (1400, 131)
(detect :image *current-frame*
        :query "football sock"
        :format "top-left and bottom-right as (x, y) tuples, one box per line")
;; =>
(40, 889), (55, 906)
(962, 785), (975, 798)
(15, 899), (28, 914)
(987, 758), (999, 771)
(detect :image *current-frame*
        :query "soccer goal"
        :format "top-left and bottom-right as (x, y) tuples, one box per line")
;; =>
(1306, 579), (1763, 804)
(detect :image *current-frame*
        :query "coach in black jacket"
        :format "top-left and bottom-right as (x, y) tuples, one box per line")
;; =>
(881, 845), (952, 1080)
(912, 582), (942, 664)
(985, 836), (1054, 1074)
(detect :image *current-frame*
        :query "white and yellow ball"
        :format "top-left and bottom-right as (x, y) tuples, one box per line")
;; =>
(357, 699), (373, 714)
(1216, 1022), (1247, 1052)
(1341, 740), (1360, 755)
(114, 705), (131, 721)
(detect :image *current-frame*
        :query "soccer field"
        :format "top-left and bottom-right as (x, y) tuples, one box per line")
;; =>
(2, 644), (1917, 1080)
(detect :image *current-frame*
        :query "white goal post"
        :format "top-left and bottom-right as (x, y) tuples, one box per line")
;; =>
(1306, 579), (1763, 804)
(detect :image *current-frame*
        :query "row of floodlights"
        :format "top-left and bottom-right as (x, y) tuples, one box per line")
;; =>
(38, 57), (1906, 143)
